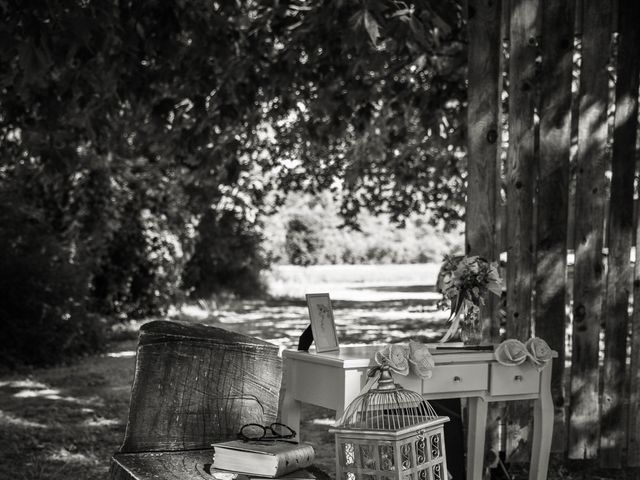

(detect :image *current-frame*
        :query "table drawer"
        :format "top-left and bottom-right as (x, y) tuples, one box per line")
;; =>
(490, 364), (540, 396)
(423, 364), (488, 394)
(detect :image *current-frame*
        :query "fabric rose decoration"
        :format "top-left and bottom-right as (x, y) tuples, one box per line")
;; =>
(373, 342), (435, 379)
(408, 340), (435, 379)
(494, 339), (528, 366)
(525, 337), (553, 370)
(495, 337), (554, 369)
(375, 344), (409, 375)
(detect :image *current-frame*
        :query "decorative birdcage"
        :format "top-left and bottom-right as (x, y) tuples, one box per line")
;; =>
(329, 364), (449, 480)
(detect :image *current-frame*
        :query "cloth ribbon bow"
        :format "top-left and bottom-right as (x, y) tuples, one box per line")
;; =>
(494, 337), (553, 371)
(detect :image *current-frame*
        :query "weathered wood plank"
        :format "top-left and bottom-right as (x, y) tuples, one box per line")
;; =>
(466, 0), (502, 339)
(504, 0), (539, 461)
(506, 0), (538, 342)
(631, 204), (640, 466)
(466, 0), (504, 459)
(536, 0), (575, 454)
(568, 0), (613, 460)
(600, 0), (639, 468)
(120, 320), (282, 453)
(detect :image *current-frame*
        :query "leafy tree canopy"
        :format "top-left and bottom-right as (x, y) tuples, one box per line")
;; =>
(256, 0), (467, 226)
(1, 0), (466, 230)
(0, 0), (466, 329)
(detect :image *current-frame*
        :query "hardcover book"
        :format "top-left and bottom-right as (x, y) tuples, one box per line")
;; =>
(212, 440), (315, 477)
(210, 467), (317, 480)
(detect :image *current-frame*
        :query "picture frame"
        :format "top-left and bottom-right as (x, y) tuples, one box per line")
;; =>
(306, 293), (339, 353)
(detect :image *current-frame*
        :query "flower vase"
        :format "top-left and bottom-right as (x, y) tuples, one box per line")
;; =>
(459, 304), (482, 345)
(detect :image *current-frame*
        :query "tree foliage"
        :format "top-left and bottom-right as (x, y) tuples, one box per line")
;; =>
(253, 0), (467, 226)
(0, 0), (467, 363)
(182, 210), (267, 298)
(284, 214), (325, 266)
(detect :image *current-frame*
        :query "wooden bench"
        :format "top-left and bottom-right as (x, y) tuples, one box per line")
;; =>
(109, 320), (282, 480)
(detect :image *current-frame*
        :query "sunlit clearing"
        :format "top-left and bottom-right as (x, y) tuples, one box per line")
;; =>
(48, 448), (99, 465)
(0, 410), (47, 429)
(106, 351), (136, 358)
(14, 388), (61, 398)
(13, 388), (101, 406)
(180, 304), (213, 319)
(0, 379), (48, 389)
(82, 417), (120, 428)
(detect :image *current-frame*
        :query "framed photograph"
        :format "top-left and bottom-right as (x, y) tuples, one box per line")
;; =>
(306, 293), (339, 353)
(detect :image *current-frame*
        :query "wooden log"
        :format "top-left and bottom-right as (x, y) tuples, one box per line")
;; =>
(505, 0), (539, 462)
(536, 0), (575, 454)
(568, 0), (612, 460)
(600, 0), (639, 468)
(119, 320), (282, 453)
(110, 450), (331, 480)
(110, 450), (214, 480)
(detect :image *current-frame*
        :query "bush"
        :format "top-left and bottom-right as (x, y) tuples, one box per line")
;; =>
(91, 206), (188, 318)
(284, 214), (324, 266)
(0, 209), (105, 368)
(182, 210), (268, 298)
(264, 191), (464, 265)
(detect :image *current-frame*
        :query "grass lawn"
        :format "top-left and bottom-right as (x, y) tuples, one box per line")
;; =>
(0, 264), (637, 479)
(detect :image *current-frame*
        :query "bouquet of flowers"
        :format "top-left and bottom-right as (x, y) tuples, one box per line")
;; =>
(438, 255), (502, 343)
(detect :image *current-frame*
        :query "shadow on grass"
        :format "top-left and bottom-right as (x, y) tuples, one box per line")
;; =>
(0, 290), (446, 480)
(0, 348), (135, 480)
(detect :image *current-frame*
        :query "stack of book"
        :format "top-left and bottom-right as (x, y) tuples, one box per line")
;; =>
(211, 440), (315, 479)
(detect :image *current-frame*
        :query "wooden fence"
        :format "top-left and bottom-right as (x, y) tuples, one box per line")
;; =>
(465, 0), (640, 467)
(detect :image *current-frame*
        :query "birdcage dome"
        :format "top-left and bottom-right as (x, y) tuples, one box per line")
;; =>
(336, 364), (439, 431)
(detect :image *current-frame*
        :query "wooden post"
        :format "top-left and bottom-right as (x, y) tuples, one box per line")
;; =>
(568, 0), (612, 460)
(505, 0), (539, 461)
(506, 0), (538, 342)
(466, 0), (502, 341)
(600, 0), (639, 468)
(466, 0), (504, 464)
(536, 0), (575, 454)
(631, 194), (640, 466)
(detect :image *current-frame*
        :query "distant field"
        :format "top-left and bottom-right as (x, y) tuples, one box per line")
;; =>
(265, 263), (441, 299)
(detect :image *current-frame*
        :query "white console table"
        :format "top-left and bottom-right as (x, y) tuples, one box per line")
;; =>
(279, 345), (555, 480)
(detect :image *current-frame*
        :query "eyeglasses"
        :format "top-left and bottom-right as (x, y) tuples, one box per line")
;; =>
(237, 422), (297, 442)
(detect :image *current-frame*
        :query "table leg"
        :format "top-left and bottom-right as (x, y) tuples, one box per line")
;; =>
(530, 365), (553, 480)
(280, 394), (302, 442)
(278, 359), (302, 442)
(466, 396), (488, 480)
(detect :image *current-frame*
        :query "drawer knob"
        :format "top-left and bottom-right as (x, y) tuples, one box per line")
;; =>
(514, 375), (523, 382)
(453, 376), (462, 383)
